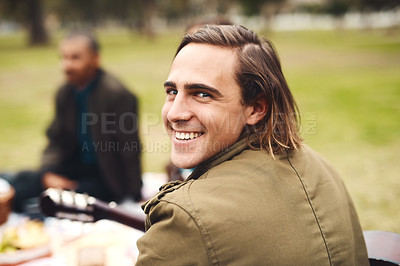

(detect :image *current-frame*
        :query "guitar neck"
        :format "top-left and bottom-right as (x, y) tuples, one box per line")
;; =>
(93, 200), (146, 232)
(39, 189), (146, 232)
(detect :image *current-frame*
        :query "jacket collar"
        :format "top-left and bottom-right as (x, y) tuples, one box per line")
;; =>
(142, 136), (252, 214)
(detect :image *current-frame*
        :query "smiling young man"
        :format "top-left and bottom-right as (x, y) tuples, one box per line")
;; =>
(135, 25), (368, 265)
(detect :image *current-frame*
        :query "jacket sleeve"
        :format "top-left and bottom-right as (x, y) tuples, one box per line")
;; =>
(135, 200), (210, 265)
(40, 87), (73, 172)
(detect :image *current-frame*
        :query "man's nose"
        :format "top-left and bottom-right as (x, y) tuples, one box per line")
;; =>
(166, 94), (193, 123)
(61, 59), (72, 71)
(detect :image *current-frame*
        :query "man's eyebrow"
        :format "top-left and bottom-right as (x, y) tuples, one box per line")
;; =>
(163, 81), (176, 88)
(164, 81), (223, 97)
(185, 83), (223, 97)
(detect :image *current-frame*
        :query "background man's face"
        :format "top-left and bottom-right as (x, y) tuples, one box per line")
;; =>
(162, 43), (253, 169)
(59, 37), (99, 88)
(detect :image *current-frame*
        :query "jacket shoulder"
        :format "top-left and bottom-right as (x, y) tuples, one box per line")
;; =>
(93, 71), (137, 106)
(137, 185), (216, 265)
(99, 71), (131, 93)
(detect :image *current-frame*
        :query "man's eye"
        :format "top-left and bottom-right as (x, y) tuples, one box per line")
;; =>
(197, 92), (211, 98)
(166, 89), (178, 95)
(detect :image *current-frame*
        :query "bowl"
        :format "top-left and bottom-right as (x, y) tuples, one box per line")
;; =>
(0, 178), (15, 225)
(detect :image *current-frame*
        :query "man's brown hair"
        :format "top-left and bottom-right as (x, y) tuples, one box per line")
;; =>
(176, 25), (302, 155)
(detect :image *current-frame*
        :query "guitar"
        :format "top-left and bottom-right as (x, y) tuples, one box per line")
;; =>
(39, 188), (146, 232)
(364, 230), (400, 266)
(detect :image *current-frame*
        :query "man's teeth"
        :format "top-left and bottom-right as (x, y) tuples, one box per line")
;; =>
(175, 132), (203, 140)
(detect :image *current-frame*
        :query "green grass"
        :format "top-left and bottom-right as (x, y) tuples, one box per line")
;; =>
(0, 28), (399, 232)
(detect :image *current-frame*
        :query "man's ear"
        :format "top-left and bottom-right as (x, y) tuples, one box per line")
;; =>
(246, 96), (268, 125)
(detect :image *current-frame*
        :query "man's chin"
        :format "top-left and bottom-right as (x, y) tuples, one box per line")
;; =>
(65, 78), (77, 85)
(171, 154), (199, 170)
(172, 162), (196, 170)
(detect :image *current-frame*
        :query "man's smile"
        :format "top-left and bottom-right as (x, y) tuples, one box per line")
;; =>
(174, 131), (204, 141)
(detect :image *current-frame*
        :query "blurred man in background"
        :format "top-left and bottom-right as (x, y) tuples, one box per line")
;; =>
(135, 25), (368, 265)
(7, 31), (142, 212)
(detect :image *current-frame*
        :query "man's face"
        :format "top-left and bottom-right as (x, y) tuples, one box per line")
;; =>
(162, 43), (254, 169)
(59, 37), (99, 88)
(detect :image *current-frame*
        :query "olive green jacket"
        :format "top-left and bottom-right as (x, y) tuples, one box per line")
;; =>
(136, 138), (368, 265)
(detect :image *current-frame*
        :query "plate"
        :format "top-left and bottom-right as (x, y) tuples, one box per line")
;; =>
(0, 245), (51, 266)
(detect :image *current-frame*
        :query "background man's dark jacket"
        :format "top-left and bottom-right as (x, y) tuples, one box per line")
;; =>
(41, 69), (142, 201)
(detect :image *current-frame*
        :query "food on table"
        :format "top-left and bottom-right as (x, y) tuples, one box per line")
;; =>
(0, 220), (50, 253)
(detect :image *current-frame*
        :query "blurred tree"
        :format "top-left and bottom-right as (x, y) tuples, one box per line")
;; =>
(156, 0), (235, 27)
(28, 0), (49, 45)
(157, 0), (191, 24)
(215, 0), (233, 14)
(138, 0), (157, 36)
(358, 0), (399, 11)
(48, 0), (108, 27)
(326, 0), (350, 17)
(47, 0), (156, 36)
(324, 0), (355, 30)
(238, 0), (282, 16)
(0, 0), (49, 46)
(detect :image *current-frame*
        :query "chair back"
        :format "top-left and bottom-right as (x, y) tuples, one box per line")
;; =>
(363, 230), (400, 266)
